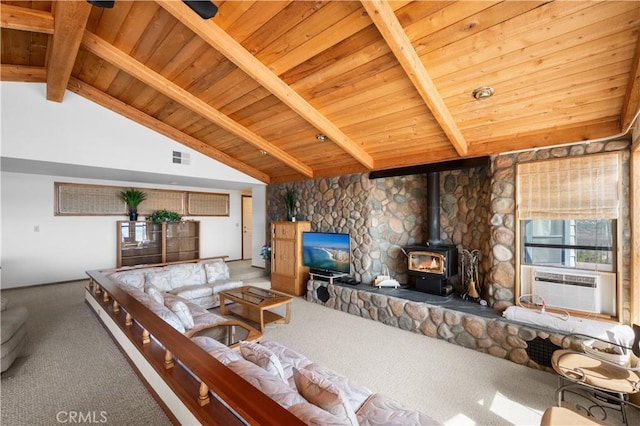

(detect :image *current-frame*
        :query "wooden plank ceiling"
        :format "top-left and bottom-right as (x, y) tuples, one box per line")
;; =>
(2, 1), (640, 184)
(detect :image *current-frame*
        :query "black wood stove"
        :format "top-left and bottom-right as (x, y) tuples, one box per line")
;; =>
(405, 172), (458, 296)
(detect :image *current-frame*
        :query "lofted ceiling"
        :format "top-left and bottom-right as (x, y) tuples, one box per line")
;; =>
(2, 1), (639, 184)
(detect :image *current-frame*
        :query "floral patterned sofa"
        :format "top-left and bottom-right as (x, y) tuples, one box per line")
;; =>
(106, 258), (243, 309)
(193, 336), (441, 425)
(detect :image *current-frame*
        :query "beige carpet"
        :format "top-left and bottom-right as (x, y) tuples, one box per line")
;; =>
(263, 297), (558, 425)
(2, 277), (637, 425)
(1, 280), (171, 426)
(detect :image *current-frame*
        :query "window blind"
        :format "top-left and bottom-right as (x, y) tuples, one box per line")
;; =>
(517, 152), (619, 220)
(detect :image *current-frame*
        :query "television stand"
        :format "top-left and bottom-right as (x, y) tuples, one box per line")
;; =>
(309, 271), (347, 284)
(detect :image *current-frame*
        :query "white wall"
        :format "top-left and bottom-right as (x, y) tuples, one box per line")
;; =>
(1, 82), (267, 288)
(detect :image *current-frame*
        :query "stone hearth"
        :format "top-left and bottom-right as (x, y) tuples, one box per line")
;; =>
(306, 280), (571, 372)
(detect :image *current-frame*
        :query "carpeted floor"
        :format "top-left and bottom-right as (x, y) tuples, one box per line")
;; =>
(1, 280), (171, 426)
(2, 268), (637, 425)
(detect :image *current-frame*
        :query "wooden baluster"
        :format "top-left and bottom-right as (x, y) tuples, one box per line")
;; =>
(198, 382), (210, 406)
(95, 284), (101, 294)
(102, 291), (109, 304)
(112, 300), (120, 314)
(164, 350), (174, 369)
(142, 329), (150, 345)
(125, 313), (133, 326)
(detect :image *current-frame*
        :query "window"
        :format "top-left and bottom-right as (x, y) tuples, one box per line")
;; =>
(516, 152), (621, 317)
(522, 219), (615, 272)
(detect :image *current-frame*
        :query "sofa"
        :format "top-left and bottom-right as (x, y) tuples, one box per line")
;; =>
(106, 258), (243, 310)
(193, 336), (440, 425)
(1, 297), (29, 372)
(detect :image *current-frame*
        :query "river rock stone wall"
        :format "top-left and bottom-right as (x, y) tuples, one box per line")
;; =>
(306, 280), (577, 372)
(267, 168), (491, 288)
(267, 139), (631, 319)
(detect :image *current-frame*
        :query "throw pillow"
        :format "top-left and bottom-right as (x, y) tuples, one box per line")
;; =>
(293, 367), (359, 426)
(164, 298), (194, 330)
(203, 260), (230, 283)
(144, 284), (164, 305)
(240, 341), (288, 384)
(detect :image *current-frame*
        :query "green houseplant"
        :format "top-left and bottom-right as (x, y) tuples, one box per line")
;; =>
(150, 209), (182, 223)
(119, 188), (147, 221)
(283, 186), (297, 221)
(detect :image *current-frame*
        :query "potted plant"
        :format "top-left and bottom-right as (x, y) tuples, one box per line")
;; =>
(119, 188), (147, 221)
(150, 209), (182, 223)
(283, 186), (297, 221)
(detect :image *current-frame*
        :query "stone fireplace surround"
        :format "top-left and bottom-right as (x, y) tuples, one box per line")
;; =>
(266, 139), (632, 322)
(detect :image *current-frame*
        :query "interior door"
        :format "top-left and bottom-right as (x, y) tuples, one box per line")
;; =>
(242, 195), (252, 260)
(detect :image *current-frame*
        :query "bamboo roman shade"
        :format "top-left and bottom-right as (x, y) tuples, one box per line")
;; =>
(517, 152), (619, 220)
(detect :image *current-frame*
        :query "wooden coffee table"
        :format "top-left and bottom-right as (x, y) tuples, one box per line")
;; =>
(219, 286), (292, 331)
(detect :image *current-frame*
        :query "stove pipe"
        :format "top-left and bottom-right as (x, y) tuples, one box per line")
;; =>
(427, 172), (440, 245)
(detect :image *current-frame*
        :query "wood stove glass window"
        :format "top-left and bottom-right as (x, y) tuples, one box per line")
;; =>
(409, 251), (445, 275)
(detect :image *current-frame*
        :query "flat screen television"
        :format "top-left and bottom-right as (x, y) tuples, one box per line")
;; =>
(302, 232), (351, 276)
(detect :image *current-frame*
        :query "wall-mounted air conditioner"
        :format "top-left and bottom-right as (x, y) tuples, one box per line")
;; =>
(531, 267), (600, 313)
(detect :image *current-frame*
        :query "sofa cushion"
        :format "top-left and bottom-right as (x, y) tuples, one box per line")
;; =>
(260, 340), (314, 383)
(108, 270), (148, 290)
(288, 401), (351, 425)
(144, 284), (164, 305)
(304, 363), (372, 414)
(169, 284), (212, 300)
(202, 259), (230, 283)
(1, 306), (29, 345)
(355, 393), (441, 426)
(145, 270), (173, 292)
(209, 280), (244, 295)
(293, 367), (359, 426)
(240, 341), (288, 384)
(191, 336), (242, 364)
(124, 287), (186, 333)
(164, 298), (194, 330)
(168, 263), (206, 287)
(227, 359), (306, 409)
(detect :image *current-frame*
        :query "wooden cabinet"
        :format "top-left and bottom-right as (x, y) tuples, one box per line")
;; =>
(165, 221), (200, 263)
(270, 221), (311, 296)
(117, 221), (200, 267)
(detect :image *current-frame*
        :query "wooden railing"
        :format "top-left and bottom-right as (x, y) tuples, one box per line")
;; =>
(85, 269), (305, 426)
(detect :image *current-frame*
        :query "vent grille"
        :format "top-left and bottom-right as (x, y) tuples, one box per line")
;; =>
(532, 268), (600, 313)
(172, 151), (190, 165)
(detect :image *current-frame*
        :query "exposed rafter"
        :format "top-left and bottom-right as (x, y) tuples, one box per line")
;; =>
(360, 0), (469, 157)
(47, 1), (91, 102)
(622, 32), (640, 132)
(80, 31), (314, 178)
(155, 0), (375, 170)
(0, 3), (53, 34)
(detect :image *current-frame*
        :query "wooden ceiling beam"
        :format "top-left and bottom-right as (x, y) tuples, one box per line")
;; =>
(80, 31), (313, 178)
(155, 0), (375, 170)
(67, 77), (270, 184)
(0, 3), (53, 34)
(0, 64), (47, 82)
(360, 0), (469, 157)
(621, 32), (640, 132)
(46, 1), (92, 102)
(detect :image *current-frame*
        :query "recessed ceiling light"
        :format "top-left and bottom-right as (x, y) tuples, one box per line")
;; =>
(259, 150), (268, 156)
(315, 134), (328, 142)
(472, 86), (494, 100)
